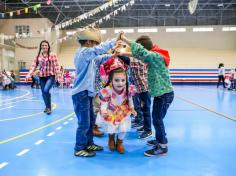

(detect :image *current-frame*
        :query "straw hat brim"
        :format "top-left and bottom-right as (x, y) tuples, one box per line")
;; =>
(77, 28), (101, 43)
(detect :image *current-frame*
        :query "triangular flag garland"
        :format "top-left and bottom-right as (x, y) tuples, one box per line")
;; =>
(0, 3), (42, 18)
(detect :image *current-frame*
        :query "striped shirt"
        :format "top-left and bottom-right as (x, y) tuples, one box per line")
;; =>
(27, 53), (60, 77)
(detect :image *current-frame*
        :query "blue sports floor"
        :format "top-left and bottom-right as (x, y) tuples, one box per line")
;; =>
(0, 85), (235, 176)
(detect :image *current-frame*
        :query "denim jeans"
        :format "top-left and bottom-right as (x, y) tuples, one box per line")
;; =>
(133, 94), (143, 123)
(138, 91), (151, 132)
(152, 91), (174, 145)
(39, 76), (55, 109)
(72, 90), (95, 151)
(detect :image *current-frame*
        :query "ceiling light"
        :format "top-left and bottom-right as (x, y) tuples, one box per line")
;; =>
(166, 28), (186, 32)
(222, 27), (236, 31)
(192, 27), (213, 32)
(138, 28), (158, 33)
(165, 4), (170, 7)
(217, 3), (223, 7)
(114, 29), (134, 33)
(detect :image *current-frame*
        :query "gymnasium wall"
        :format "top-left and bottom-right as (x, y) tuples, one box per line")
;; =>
(58, 26), (236, 69)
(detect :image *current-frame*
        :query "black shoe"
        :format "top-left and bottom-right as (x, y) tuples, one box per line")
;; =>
(43, 108), (47, 113)
(46, 108), (51, 115)
(144, 145), (168, 157)
(86, 144), (103, 151)
(147, 139), (158, 146)
(139, 131), (152, 139)
(132, 123), (143, 129)
(74, 149), (96, 157)
(137, 127), (144, 133)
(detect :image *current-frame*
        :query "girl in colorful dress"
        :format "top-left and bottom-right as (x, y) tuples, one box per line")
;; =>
(97, 58), (137, 154)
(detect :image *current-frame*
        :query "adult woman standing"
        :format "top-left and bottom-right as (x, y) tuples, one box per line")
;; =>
(217, 63), (226, 88)
(26, 40), (60, 114)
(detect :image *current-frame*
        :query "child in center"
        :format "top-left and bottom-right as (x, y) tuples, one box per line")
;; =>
(97, 58), (137, 154)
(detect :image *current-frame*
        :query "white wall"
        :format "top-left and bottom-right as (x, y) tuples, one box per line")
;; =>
(58, 26), (236, 69)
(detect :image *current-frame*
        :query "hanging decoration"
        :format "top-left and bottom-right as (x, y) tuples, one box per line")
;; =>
(1, 3), (41, 18)
(55, 0), (122, 30)
(15, 42), (38, 49)
(188, 0), (198, 14)
(58, 0), (136, 42)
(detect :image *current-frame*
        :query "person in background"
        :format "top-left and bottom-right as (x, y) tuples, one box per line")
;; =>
(26, 40), (60, 115)
(217, 63), (226, 88)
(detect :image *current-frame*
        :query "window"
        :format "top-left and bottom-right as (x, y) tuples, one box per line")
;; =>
(15, 25), (30, 34)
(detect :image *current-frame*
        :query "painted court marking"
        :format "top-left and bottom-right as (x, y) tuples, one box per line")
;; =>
(16, 149), (30, 156)
(176, 95), (236, 121)
(0, 162), (8, 169)
(0, 112), (74, 144)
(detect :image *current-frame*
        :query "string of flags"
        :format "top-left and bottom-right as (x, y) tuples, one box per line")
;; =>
(0, 4), (41, 18)
(58, 0), (136, 42)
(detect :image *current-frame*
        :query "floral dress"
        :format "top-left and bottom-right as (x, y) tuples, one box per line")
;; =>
(96, 84), (136, 133)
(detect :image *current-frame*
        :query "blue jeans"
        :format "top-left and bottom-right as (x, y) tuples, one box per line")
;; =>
(39, 76), (55, 109)
(152, 91), (174, 145)
(133, 94), (142, 123)
(138, 91), (151, 132)
(72, 91), (95, 151)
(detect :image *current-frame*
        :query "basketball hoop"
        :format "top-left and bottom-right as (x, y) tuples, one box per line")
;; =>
(188, 0), (198, 14)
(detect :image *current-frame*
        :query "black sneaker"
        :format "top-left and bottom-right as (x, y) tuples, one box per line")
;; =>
(147, 139), (158, 146)
(137, 127), (144, 133)
(86, 144), (103, 151)
(132, 123), (143, 129)
(74, 150), (96, 157)
(46, 108), (51, 115)
(139, 131), (152, 139)
(144, 145), (168, 157)
(43, 108), (47, 113)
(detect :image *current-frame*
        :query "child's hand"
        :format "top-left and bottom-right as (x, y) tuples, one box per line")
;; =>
(101, 110), (109, 118)
(131, 108), (137, 117)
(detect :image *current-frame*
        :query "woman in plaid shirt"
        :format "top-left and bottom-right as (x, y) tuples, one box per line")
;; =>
(26, 40), (60, 115)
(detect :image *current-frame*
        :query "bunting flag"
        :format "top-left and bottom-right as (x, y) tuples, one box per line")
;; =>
(24, 8), (28, 13)
(16, 10), (21, 15)
(2, 3), (41, 18)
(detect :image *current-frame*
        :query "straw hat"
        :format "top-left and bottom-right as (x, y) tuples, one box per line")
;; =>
(77, 27), (101, 43)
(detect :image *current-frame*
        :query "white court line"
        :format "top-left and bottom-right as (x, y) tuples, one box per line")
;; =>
(47, 132), (55, 137)
(16, 149), (30, 156)
(63, 121), (69, 125)
(69, 118), (74, 121)
(0, 97), (34, 107)
(0, 105), (16, 111)
(56, 126), (62, 130)
(0, 90), (31, 102)
(34, 140), (45, 145)
(0, 162), (8, 169)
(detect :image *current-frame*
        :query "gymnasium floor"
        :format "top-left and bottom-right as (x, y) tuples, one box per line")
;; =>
(0, 85), (235, 176)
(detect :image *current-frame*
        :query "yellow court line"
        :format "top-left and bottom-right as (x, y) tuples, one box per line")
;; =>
(0, 102), (57, 122)
(0, 112), (75, 144)
(176, 95), (236, 122)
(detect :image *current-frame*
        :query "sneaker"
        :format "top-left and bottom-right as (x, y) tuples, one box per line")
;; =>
(86, 144), (103, 151)
(147, 139), (158, 146)
(139, 131), (152, 139)
(144, 145), (168, 157)
(137, 127), (144, 133)
(74, 149), (96, 157)
(132, 123), (143, 129)
(43, 108), (47, 113)
(46, 108), (51, 115)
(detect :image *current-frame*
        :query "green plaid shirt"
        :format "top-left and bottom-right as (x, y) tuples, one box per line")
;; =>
(131, 42), (173, 97)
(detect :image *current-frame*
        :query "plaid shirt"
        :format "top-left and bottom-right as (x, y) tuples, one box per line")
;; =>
(130, 58), (148, 93)
(28, 53), (60, 78)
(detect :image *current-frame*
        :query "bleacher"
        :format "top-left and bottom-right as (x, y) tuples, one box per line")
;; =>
(18, 68), (230, 85)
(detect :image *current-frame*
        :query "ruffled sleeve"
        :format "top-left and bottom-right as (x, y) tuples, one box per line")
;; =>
(99, 86), (112, 111)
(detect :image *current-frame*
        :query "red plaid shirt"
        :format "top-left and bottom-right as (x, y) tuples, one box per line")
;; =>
(28, 53), (60, 78)
(130, 58), (148, 93)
